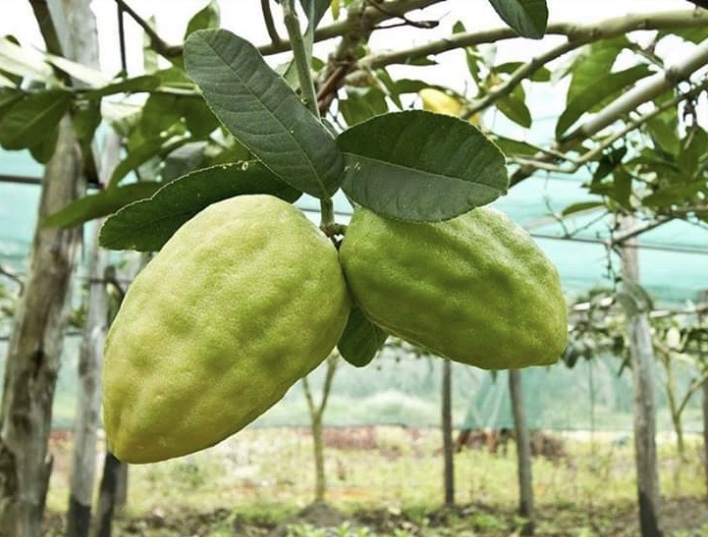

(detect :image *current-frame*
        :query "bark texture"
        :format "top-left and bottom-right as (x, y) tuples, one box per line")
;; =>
(0, 116), (82, 537)
(620, 216), (663, 537)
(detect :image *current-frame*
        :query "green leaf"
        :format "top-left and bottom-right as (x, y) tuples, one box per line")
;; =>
(0, 88), (22, 115)
(496, 61), (550, 82)
(46, 53), (109, 87)
(72, 99), (102, 142)
(337, 110), (508, 222)
(299, 0), (331, 29)
(337, 308), (388, 368)
(0, 37), (57, 83)
(28, 124), (59, 164)
(487, 0), (548, 39)
(566, 37), (630, 103)
(0, 90), (72, 150)
(140, 93), (183, 137)
(556, 65), (653, 138)
(492, 135), (537, 157)
(339, 87), (388, 127)
(496, 83), (531, 128)
(184, 29), (344, 198)
(99, 161), (301, 251)
(84, 75), (161, 100)
(561, 201), (605, 217)
(109, 134), (190, 186)
(184, 0), (220, 38)
(43, 182), (162, 228)
(179, 95), (220, 138)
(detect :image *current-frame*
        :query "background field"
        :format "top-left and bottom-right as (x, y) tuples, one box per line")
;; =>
(42, 426), (708, 537)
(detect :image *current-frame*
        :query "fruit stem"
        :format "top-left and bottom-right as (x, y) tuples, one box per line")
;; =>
(282, 0), (320, 118)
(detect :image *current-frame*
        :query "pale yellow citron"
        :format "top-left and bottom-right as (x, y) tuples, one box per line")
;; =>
(102, 195), (350, 463)
(419, 88), (482, 127)
(339, 206), (567, 370)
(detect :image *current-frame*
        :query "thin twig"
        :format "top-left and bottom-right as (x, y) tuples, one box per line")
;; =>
(463, 40), (578, 119)
(365, 0), (439, 29)
(261, 0), (282, 46)
(282, 0), (319, 116)
(257, 0), (444, 55)
(114, 0), (182, 59)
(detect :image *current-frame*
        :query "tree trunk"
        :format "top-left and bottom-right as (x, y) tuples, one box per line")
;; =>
(66, 132), (121, 537)
(620, 216), (663, 537)
(91, 453), (122, 537)
(302, 353), (338, 504)
(311, 411), (326, 503)
(441, 358), (454, 506)
(0, 116), (83, 537)
(66, 223), (107, 537)
(509, 369), (534, 535)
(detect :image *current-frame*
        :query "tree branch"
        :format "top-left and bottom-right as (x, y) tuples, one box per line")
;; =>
(361, 9), (708, 70)
(463, 40), (577, 118)
(257, 0), (444, 55)
(114, 0), (182, 60)
(261, 0), (282, 46)
(510, 41), (708, 186)
(507, 78), (708, 174)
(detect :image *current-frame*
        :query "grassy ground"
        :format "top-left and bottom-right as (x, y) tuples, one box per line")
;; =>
(43, 426), (708, 536)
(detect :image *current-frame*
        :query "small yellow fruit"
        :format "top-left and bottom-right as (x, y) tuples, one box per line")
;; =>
(102, 195), (350, 463)
(339, 206), (567, 370)
(419, 88), (482, 126)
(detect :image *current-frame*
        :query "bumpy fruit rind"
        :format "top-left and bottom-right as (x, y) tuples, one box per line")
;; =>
(339, 206), (567, 369)
(103, 195), (350, 463)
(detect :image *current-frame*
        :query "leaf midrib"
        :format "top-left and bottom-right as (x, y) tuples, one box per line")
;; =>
(199, 33), (328, 198)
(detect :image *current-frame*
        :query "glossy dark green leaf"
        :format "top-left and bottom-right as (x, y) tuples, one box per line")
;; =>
(337, 110), (508, 222)
(99, 161), (301, 251)
(184, 29), (344, 198)
(487, 0), (548, 39)
(337, 308), (388, 368)
(0, 90), (71, 150)
(556, 65), (653, 138)
(43, 182), (162, 228)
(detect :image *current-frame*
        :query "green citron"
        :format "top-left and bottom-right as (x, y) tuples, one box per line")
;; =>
(340, 206), (567, 369)
(103, 195), (350, 463)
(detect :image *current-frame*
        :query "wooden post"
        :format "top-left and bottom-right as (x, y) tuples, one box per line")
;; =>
(620, 215), (663, 537)
(509, 369), (534, 535)
(441, 358), (455, 506)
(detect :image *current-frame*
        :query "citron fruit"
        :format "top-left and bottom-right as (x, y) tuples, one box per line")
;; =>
(339, 206), (567, 369)
(419, 88), (482, 126)
(103, 195), (350, 463)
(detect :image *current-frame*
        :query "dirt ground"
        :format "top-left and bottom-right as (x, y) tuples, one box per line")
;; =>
(41, 428), (708, 536)
(42, 496), (708, 536)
